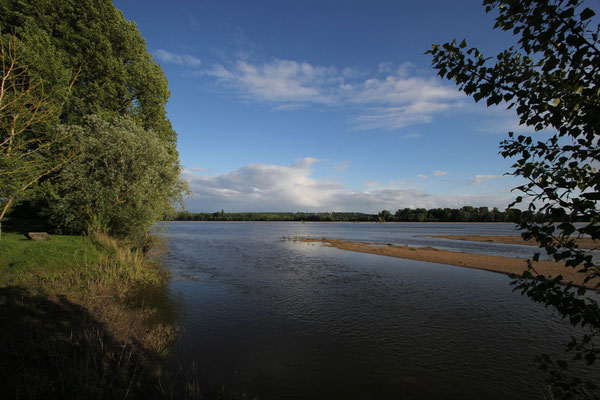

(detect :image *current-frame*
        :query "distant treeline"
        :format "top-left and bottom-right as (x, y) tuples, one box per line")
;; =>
(170, 206), (574, 223)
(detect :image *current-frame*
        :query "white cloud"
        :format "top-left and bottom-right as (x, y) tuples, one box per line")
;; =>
(207, 59), (337, 104)
(333, 161), (349, 171)
(417, 174), (428, 179)
(469, 174), (503, 185)
(182, 160), (514, 212)
(344, 75), (460, 107)
(205, 59), (466, 129)
(433, 171), (449, 176)
(155, 49), (202, 67)
(363, 180), (380, 187)
(183, 158), (336, 211)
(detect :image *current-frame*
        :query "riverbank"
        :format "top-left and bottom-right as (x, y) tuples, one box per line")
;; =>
(299, 238), (595, 287)
(0, 231), (191, 399)
(424, 234), (598, 249)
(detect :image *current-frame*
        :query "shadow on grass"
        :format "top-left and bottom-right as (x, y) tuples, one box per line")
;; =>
(0, 286), (201, 400)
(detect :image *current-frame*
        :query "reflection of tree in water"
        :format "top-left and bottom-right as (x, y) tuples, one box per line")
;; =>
(0, 286), (197, 400)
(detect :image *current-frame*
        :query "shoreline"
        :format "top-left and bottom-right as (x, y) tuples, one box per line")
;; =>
(299, 238), (595, 288)
(424, 234), (598, 250)
(164, 220), (515, 225)
(0, 231), (186, 398)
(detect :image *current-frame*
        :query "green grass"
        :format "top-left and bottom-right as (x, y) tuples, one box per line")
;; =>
(0, 231), (191, 399)
(0, 232), (106, 265)
(0, 232), (105, 284)
(0, 231), (167, 291)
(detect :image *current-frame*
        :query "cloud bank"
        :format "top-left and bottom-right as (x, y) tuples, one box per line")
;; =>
(183, 158), (514, 212)
(205, 59), (467, 129)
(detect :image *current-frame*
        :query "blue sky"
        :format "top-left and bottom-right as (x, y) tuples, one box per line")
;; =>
(114, 0), (533, 213)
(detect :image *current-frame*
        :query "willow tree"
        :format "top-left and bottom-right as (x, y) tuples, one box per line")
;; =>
(428, 0), (599, 397)
(44, 116), (186, 240)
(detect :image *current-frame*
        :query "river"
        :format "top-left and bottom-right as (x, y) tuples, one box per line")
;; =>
(154, 222), (595, 399)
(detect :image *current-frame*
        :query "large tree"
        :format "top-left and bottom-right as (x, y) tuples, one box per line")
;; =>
(428, 0), (599, 397)
(0, 0), (176, 146)
(0, 0), (187, 238)
(0, 33), (77, 237)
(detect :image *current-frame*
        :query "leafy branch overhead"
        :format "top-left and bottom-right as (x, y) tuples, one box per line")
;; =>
(428, 0), (599, 397)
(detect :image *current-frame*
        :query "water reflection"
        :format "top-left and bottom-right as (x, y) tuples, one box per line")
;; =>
(158, 222), (596, 399)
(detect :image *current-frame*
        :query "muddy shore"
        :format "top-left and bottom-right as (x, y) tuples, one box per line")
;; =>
(300, 238), (595, 287)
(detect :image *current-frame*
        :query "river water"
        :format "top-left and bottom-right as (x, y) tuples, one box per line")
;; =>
(155, 222), (596, 399)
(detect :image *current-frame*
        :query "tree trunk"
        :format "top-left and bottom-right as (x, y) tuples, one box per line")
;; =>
(0, 196), (14, 240)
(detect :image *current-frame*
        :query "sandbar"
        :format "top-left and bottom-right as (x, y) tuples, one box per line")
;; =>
(299, 238), (596, 288)
(424, 235), (598, 250)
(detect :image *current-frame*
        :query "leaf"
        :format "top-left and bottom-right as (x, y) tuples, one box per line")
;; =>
(580, 8), (595, 21)
(581, 192), (600, 200)
(557, 222), (576, 236)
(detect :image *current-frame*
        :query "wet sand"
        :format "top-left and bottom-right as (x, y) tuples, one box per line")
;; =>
(423, 235), (598, 250)
(300, 238), (596, 287)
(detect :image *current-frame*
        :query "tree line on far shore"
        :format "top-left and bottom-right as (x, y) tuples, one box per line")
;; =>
(171, 206), (574, 223)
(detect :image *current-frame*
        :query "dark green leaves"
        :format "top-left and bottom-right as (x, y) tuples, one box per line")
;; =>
(0, 0), (176, 145)
(0, 1), (187, 241)
(581, 192), (600, 201)
(429, 0), (600, 396)
(580, 8), (595, 21)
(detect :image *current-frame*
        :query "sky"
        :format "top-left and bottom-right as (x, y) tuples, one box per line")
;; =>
(113, 0), (535, 213)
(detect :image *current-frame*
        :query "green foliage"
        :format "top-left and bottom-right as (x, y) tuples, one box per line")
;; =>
(44, 116), (186, 237)
(0, 33), (77, 236)
(171, 207), (549, 223)
(428, 0), (599, 397)
(0, 0), (176, 146)
(0, 5), (184, 395)
(378, 209), (392, 222)
(173, 211), (379, 222)
(0, 1), (186, 241)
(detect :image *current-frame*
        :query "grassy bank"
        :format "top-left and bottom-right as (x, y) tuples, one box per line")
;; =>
(0, 231), (197, 399)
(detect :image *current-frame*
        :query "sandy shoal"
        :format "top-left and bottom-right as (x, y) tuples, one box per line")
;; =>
(301, 238), (595, 288)
(424, 235), (598, 250)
